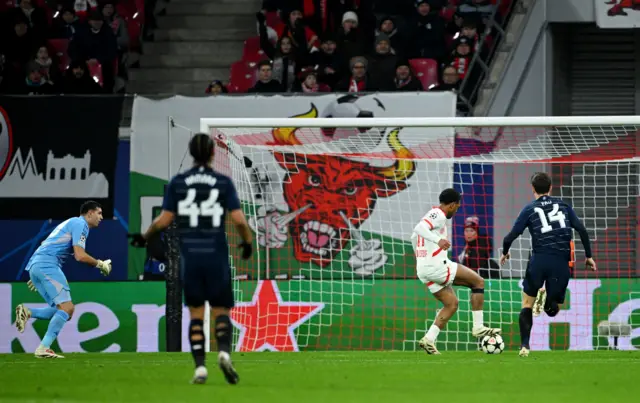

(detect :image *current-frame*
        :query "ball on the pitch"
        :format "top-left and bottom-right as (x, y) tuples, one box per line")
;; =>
(480, 334), (505, 354)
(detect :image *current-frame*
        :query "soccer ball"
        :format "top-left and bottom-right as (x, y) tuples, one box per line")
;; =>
(480, 335), (505, 354)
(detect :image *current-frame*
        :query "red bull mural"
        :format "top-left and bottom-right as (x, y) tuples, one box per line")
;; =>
(250, 102), (416, 275)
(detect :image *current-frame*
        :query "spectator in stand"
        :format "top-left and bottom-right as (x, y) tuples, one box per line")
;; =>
(367, 34), (396, 91)
(101, 2), (129, 53)
(408, 0), (446, 62)
(457, 216), (498, 279)
(311, 33), (341, 90)
(445, 36), (473, 81)
(33, 45), (61, 86)
(293, 67), (330, 93)
(49, 7), (80, 39)
(71, 0), (98, 20)
(69, 10), (117, 92)
(445, 11), (464, 36)
(392, 59), (423, 92)
(0, 20), (39, 86)
(248, 59), (282, 93)
(336, 11), (368, 72)
(375, 16), (405, 57)
(61, 59), (102, 93)
(458, 18), (483, 53)
(429, 64), (460, 91)
(273, 7), (319, 52)
(7, 0), (48, 43)
(258, 12), (304, 92)
(205, 80), (228, 95)
(336, 56), (376, 93)
(4, 60), (55, 94)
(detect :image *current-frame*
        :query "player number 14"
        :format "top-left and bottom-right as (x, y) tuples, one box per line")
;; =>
(534, 203), (566, 233)
(178, 188), (224, 228)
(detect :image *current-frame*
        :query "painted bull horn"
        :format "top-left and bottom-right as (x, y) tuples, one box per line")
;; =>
(375, 128), (415, 182)
(272, 104), (319, 145)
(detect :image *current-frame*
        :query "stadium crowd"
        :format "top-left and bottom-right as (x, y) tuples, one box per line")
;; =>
(222, 0), (512, 113)
(0, 0), (140, 94)
(0, 0), (511, 109)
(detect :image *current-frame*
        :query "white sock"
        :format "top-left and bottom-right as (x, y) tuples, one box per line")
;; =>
(425, 324), (441, 342)
(472, 310), (484, 329)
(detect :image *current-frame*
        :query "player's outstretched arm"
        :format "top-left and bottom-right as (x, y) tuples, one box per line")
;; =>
(567, 206), (596, 271)
(501, 207), (529, 264)
(230, 209), (253, 259)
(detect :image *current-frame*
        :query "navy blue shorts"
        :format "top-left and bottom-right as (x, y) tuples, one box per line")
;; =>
(181, 257), (234, 308)
(522, 253), (570, 304)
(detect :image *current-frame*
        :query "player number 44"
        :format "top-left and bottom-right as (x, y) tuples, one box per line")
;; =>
(178, 188), (224, 228)
(534, 203), (566, 233)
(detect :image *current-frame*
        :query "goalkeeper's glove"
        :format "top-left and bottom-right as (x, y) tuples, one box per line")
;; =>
(128, 233), (147, 248)
(27, 280), (37, 293)
(96, 259), (112, 276)
(239, 242), (252, 260)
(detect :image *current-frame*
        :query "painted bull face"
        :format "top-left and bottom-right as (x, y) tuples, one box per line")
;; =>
(271, 105), (415, 266)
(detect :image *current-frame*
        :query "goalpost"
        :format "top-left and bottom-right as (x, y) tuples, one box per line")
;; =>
(200, 115), (639, 352)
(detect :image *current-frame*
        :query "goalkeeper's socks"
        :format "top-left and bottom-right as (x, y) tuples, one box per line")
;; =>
(30, 307), (57, 320)
(519, 307), (533, 349)
(544, 300), (560, 317)
(41, 310), (69, 348)
(472, 310), (484, 329)
(425, 324), (441, 342)
(215, 315), (232, 353)
(189, 319), (206, 368)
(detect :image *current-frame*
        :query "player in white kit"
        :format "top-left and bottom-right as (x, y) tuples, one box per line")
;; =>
(412, 188), (501, 355)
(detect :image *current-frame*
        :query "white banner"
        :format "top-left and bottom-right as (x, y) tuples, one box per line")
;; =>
(131, 93), (457, 181)
(595, 0), (640, 28)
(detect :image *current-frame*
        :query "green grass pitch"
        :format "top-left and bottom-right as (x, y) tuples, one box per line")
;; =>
(1, 351), (639, 402)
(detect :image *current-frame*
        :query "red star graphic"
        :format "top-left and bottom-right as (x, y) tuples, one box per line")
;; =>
(230, 280), (324, 352)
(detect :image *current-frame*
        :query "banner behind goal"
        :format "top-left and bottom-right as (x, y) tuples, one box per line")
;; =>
(203, 116), (639, 352)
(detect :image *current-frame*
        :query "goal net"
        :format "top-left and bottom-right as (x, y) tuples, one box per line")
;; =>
(202, 115), (639, 352)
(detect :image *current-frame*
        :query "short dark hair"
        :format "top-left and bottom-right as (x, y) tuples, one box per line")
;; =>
(80, 200), (101, 215)
(257, 59), (272, 70)
(439, 188), (461, 205)
(189, 133), (214, 165)
(531, 172), (552, 194)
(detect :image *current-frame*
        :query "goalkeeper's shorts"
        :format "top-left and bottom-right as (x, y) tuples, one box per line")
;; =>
(28, 264), (72, 307)
(417, 258), (458, 294)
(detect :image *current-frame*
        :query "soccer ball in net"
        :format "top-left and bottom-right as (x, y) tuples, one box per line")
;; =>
(480, 335), (505, 354)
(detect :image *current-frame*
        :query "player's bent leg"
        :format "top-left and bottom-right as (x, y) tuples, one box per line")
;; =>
(35, 293), (72, 359)
(453, 264), (501, 337)
(25, 268), (58, 322)
(211, 307), (239, 385)
(187, 305), (207, 384)
(419, 286), (458, 355)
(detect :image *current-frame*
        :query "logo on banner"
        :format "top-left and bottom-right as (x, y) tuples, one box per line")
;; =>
(247, 95), (416, 276)
(0, 107), (13, 181)
(0, 148), (109, 198)
(596, 0), (640, 28)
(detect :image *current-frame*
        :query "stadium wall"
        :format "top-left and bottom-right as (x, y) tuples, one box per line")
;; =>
(2, 280), (639, 353)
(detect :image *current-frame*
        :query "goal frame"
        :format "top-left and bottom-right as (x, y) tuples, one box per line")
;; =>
(201, 115), (640, 132)
(200, 115), (640, 352)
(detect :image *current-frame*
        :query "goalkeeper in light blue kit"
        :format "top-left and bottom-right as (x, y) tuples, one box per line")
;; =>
(14, 201), (112, 358)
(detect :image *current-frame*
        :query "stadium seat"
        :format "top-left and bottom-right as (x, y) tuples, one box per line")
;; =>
(116, 2), (135, 19)
(126, 17), (142, 49)
(48, 39), (70, 71)
(134, 0), (145, 23)
(243, 36), (266, 62)
(88, 62), (104, 87)
(229, 61), (257, 93)
(409, 58), (439, 90)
